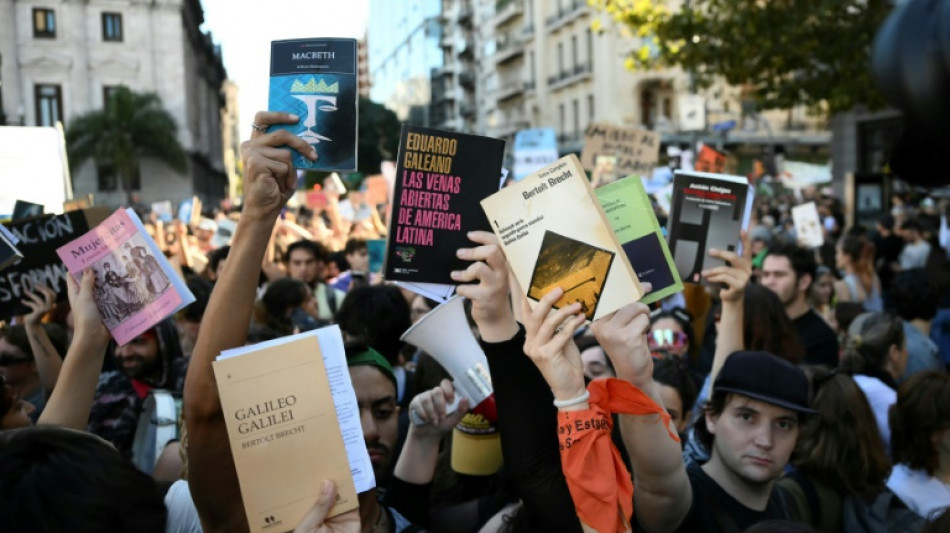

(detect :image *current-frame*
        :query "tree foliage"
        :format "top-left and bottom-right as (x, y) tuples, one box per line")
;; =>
(66, 86), (186, 203)
(357, 96), (401, 176)
(593, 0), (892, 113)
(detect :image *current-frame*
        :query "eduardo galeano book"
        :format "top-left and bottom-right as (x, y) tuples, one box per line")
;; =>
(213, 326), (372, 532)
(269, 38), (358, 171)
(383, 124), (506, 285)
(481, 155), (644, 322)
(666, 170), (755, 283)
(55, 208), (195, 346)
(595, 176), (683, 305)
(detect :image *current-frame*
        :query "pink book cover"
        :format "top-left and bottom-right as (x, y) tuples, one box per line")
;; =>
(56, 208), (184, 345)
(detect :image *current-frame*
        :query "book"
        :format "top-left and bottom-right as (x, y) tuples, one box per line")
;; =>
(666, 170), (755, 284)
(367, 239), (386, 274)
(481, 155), (644, 321)
(0, 225), (23, 272)
(792, 201), (824, 248)
(12, 200), (44, 221)
(383, 124), (506, 286)
(269, 38), (358, 171)
(55, 208), (195, 345)
(595, 176), (683, 305)
(213, 326), (370, 531)
(0, 207), (111, 321)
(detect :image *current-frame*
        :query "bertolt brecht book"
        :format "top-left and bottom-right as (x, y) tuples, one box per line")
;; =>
(55, 208), (195, 346)
(481, 155), (643, 322)
(213, 326), (372, 532)
(383, 124), (505, 285)
(269, 38), (358, 171)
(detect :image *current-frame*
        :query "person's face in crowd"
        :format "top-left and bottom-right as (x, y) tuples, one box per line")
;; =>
(580, 346), (614, 380)
(410, 296), (433, 324)
(760, 255), (805, 307)
(300, 290), (319, 320)
(114, 332), (162, 381)
(902, 228), (919, 243)
(706, 395), (799, 485)
(287, 248), (321, 285)
(348, 191), (365, 206)
(349, 366), (399, 478)
(658, 383), (687, 434)
(749, 238), (767, 256)
(887, 338), (909, 380)
(834, 243), (850, 271)
(346, 248), (369, 273)
(0, 338), (35, 388)
(649, 318), (689, 359)
(325, 261), (342, 281)
(196, 228), (214, 243)
(811, 272), (834, 305)
(1, 387), (35, 429)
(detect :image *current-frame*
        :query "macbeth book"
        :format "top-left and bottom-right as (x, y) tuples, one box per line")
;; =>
(595, 176), (683, 305)
(666, 171), (754, 284)
(383, 124), (506, 285)
(213, 326), (373, 532)
(269, 38), (358, 171)
(55, 208), (195, 345)
(481, 155), (643, 322)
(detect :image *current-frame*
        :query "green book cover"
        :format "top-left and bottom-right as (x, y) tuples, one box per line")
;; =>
(595, 176), (683, 305)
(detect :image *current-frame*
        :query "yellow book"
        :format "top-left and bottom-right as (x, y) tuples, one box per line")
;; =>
(213, 327), (369, 531)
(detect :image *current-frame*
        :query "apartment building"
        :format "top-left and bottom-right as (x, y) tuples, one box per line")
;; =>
(0, 0), (233, 207)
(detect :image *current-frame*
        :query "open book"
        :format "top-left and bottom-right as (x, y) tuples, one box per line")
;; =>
(213, 326), (372, 531)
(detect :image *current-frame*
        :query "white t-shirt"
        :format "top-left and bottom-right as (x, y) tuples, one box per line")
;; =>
(887, 463), (950, 519)
(853, 374), (896, 454)
(164, 479), (203, 533)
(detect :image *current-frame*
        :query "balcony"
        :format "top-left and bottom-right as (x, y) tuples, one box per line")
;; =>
(522, 22), (535, 38)
(457, 35), (475, 59)
(495, 34), (524, 64)
(547, 62), (592, 90)
(495, 81), (525, 102)
(459, 71), (476, 88)
(545, 0), (588, 31)
(459, 3), (474, 26)
(460, 102), (476, 117)
(432, 64), (459, 78)
(495, 0), (523, 26)
(523, 79), (536, 92)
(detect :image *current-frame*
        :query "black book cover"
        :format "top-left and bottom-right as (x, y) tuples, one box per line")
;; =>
(666, 171), (754, 283)
(383, 125), (505, 285)
(0, 230), (23, 272)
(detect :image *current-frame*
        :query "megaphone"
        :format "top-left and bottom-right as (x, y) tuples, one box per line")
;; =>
(400, 295), (494, 414)
(400, 295), (502, 475)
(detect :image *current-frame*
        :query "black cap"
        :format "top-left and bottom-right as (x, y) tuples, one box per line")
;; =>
(713, 351), (815, 414)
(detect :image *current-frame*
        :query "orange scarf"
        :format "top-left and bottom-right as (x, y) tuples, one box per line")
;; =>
(558, 378), (680, 533)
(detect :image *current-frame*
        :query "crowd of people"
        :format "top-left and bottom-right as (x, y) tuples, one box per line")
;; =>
(2, 109), (950, 533)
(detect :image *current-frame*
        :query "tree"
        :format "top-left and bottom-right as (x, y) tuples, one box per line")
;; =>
(593, 0), (892, 113)
(66, 86), (187, 205)
(357, 96), (401, 176)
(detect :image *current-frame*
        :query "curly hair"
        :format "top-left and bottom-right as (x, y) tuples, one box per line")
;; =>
(890, 371), (950, 475)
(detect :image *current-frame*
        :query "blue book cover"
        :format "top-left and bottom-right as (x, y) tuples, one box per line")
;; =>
(269, 38), (358, 171)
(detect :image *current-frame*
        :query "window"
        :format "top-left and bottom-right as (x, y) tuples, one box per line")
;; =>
(572, 99), (579, 138)
(34, 84), (63, 127)
(588, 94), (595, 122)
(102, 13), (123, 42)
(33, 8), (56, 38)
(557, 42), (564, 75)
(97, 163), (140, 192)
(103, 85), (121, 108)
(559, 103), (565, 134)
(571, 35), (578, 69)
(586, 29), (593, 65)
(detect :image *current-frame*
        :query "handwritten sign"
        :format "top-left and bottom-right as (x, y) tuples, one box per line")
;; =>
(580, 124), (660, 177)
(0, 207), (109, 320)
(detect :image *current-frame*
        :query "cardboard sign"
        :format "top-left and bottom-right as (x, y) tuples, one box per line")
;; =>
(0, 207), (110, 320)
(580, 124), (660, 177)
(694, 145), (727, 174)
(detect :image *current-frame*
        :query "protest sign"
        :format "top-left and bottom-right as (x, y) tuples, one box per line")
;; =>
(580, 124), (660, 177)
(513, 128), (559, 182)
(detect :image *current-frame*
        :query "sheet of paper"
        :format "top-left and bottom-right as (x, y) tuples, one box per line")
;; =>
(394, 281), (456, 303)
(220, 326), (375, 493)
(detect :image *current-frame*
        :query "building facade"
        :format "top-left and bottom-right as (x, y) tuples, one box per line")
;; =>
(0, 0), (231, 208)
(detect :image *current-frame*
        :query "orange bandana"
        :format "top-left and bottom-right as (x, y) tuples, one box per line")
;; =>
(558, 378), (680, 533)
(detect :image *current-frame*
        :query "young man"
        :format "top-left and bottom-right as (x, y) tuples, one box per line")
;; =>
(898, 218), (932, 270)
(330, 238), (374, 292)
(761, 243), (839, 367)
(284, 239), (346, 323)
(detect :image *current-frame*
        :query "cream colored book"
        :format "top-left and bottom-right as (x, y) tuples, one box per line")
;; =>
(481, 154), (643, 321)
(213, 327), (366, 532)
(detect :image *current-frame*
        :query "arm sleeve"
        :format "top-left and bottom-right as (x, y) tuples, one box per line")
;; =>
(480, 325), (583, 532)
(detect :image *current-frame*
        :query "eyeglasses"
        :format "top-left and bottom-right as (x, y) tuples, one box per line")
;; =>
(648, 329), (689, 351)
(0, 353), (32, 367)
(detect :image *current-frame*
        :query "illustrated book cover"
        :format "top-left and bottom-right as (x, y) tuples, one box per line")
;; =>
(55, 208), (195, 345)
(595, 176), (683, 305)
(666, 171), (755, 284)
(481, 155), (643, 322)
(213, 326), (371, 532)
(383, 124), (506, 286)
(269, 38), (358, 171)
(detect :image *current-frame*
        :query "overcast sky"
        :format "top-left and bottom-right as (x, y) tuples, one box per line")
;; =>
(200, 0), (370, 142)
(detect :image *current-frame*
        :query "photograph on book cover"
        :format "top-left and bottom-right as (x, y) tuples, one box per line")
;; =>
(526, 230), (615, 320)
(591, 155), (621, 188)
(90, 234), (173, 329)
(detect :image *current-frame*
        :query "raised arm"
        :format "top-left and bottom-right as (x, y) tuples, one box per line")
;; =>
(184, 111), (314, 533)
(21, 285), (64, 397)
(36, 271), (110, 429)
(702, 231), (752, 386)
(590, 303), (690, 533)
